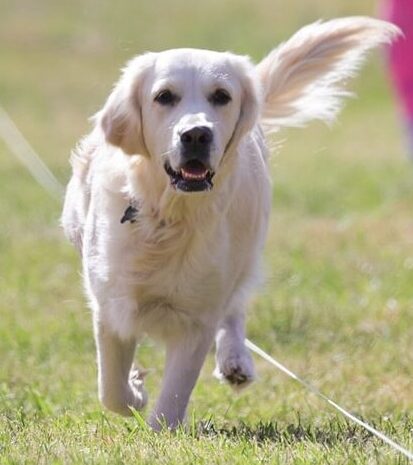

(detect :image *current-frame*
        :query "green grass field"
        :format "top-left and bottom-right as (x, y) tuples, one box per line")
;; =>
(1, 1), (412, 463)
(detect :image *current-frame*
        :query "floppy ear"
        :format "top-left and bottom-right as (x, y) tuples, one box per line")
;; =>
(225, 56), (261, 155)
(98, 53), (156, 155)
(256, 17), (400, 133)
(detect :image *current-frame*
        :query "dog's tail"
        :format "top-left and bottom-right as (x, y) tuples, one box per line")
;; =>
(255, 17), (401, 134)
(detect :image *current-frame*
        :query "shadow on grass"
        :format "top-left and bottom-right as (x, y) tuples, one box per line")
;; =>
(196, 416), (413, 446)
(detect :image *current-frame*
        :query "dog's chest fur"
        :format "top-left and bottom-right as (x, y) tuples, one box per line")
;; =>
(85, 187), (236, 340)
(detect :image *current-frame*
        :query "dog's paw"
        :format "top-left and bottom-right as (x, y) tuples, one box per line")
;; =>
(213, 349), (255, 390)
(127, 368), (148, 411)
(100, 368), (148, 416)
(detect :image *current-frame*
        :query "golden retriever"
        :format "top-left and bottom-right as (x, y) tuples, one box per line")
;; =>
(61, 17), (398, 429)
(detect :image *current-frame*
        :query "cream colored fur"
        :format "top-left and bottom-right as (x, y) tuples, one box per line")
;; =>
(61, 17), (399, 430)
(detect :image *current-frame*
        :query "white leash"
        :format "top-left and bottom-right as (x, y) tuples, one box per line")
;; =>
(245, 339), (413, 460)
(0, 106), (64, 200)
(1, 104), (412, 461)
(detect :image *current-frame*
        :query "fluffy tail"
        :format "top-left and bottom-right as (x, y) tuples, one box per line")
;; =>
(255, 17), (401, 133)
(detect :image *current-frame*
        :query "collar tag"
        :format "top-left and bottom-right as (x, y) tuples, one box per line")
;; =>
(120, 203), (139, 224)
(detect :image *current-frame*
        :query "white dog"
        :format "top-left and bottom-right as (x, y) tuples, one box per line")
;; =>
(61, 17), (398, 429)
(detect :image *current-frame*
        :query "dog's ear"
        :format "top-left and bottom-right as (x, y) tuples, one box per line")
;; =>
(225, 57), (261, 155)
(256, 17), (400, 133)
(97, 53), (156, 155)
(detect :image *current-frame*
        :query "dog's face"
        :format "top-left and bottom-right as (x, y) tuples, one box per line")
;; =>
(143, 50), (252, 193)
(100, 49), (259, 193)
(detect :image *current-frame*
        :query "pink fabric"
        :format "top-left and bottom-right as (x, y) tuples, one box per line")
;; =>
(382, 0), (413, 118)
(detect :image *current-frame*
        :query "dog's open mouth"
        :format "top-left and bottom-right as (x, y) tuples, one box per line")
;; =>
(164, 160), (215, 192)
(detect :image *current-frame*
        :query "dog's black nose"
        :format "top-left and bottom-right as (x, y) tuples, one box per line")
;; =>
(180, 127), (213, 149)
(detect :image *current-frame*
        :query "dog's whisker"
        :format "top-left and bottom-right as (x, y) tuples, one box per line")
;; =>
(160, 148), (175, 158)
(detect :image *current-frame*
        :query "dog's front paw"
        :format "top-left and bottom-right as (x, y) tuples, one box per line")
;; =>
(214, 349), (255, 390)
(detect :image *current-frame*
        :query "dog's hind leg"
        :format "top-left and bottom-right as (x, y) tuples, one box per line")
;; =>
(94, 319), (147, 416)
(214, 311), (255, 390)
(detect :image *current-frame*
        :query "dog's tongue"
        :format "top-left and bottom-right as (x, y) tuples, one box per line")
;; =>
(180, 160), (208, 180)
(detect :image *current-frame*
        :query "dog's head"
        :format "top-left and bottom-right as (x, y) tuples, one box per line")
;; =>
(99, 49), (259, 193)
(98, 18), (399, 194)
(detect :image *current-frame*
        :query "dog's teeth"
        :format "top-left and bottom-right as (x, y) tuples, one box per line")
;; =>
(180, 169), (207, 181)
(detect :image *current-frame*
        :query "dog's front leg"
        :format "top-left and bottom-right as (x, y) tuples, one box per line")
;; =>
(94, 319), (147, 416)
(214, 312), (255, 389)
(148, 329), (214, 430)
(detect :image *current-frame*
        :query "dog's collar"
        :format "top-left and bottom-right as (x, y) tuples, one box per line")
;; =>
(120, 200), (140, 224)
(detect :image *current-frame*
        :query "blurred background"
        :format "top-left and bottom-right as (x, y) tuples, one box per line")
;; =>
(0, 0), (412, 461)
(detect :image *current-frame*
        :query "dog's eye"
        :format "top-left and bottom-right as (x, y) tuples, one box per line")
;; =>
(154, 90), (179, 106)
(209, 89), (232, 106)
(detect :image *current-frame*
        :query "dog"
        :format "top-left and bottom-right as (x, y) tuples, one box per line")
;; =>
(61, 17), (398, 430)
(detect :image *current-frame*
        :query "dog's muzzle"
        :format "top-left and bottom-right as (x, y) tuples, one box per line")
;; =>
(165, 126), (215, 192)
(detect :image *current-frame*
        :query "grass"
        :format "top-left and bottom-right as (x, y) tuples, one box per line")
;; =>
(0, 0), (412, 463)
